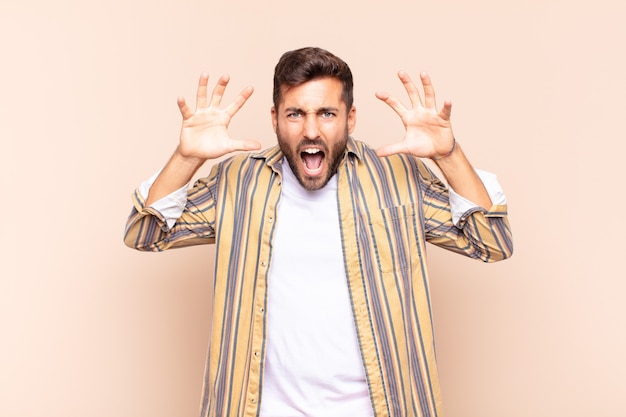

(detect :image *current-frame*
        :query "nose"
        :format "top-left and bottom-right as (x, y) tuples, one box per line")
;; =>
(302, 113), (320, 139)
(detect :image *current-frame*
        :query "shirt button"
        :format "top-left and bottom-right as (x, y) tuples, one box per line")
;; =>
(261, 261), (267, 267)
(254, 351), (260, 357)
(268, 217), (273, 223)
(250, 398), (256, 403)
(259, 307), (265, 313)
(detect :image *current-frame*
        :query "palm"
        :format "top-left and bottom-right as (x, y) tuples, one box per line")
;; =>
(177, 74), (260, 160)
(376, 71), (455, 159)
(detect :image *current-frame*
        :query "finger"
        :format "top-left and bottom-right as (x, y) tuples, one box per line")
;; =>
(177, 96), (193, 119)
(196, 72), (209, 109)
(375, 141), (410, 158)
(227, 139), (262, 153)
(209, 74), (231, 107)
(224, 85), (254, 118)
(375, 91), (408, 118)
(439, 99), (452, 121)
(420, 72), (437, 109)
(398, 71), (423, 108)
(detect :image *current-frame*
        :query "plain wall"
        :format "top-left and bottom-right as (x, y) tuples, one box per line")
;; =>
(1, 0), (624, 416)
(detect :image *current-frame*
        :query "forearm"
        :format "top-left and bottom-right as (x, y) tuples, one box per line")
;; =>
(421, 153), (513, 262)
(145, 146), (206, 206)
(124, 165), (218, 251)
(433, 141), (492, 209)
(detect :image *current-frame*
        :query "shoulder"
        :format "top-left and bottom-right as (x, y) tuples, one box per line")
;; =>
(350, 138), (425, 170)
(350, 138), (443, 186)
(203, 146), (281, 185)
(212, 145), (281, 170)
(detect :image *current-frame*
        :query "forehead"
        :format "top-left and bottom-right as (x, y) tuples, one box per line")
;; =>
(278, 77), (345, 110)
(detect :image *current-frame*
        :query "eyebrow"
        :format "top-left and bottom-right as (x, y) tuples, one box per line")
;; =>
(283, 106), (340, 113)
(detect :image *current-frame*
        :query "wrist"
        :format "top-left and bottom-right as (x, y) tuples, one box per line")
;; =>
(174, 146), (207, 169)
(431, 137), (456, 161)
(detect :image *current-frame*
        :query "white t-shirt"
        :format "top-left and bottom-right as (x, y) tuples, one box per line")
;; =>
(259, 161), (374, 417)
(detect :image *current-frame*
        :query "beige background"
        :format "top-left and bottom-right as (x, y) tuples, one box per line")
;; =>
(1, 0), (624, 416)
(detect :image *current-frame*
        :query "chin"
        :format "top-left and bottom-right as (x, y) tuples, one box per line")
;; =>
(297, 171), (330, 191)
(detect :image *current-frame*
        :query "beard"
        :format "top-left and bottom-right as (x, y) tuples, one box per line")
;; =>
(277, 126), (349, 191)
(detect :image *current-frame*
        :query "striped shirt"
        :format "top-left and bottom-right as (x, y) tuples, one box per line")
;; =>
(124, 137), (513, 417)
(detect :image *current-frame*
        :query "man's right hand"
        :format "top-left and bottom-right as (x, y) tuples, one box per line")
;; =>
(176, 73), (261, 162)
(144, 73), (261, 207)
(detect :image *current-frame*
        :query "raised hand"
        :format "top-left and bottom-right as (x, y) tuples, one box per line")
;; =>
(375, 71), (455, 159)
(143, 74), (261, 206)
(176, 73), (261, 161)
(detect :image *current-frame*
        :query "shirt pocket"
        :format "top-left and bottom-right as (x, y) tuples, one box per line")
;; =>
(366, 204), (417, 273)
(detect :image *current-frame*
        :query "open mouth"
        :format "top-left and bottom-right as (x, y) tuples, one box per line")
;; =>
(300, 148), (325, 176)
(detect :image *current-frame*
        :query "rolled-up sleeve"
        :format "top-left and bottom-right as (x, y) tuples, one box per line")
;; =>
(124, 169), (218, 251)
(449, 169), (508, 226)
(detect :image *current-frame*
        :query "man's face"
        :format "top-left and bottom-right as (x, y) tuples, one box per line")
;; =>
(272, 77), (356, 190)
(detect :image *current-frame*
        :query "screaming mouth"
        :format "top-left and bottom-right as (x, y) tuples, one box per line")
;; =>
(301, 148), (324, 175)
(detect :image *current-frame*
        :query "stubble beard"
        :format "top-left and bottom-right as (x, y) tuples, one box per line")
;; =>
(276, 126), (349, 191)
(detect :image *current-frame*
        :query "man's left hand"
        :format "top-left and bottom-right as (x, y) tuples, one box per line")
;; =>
(375, 71), (455, 159)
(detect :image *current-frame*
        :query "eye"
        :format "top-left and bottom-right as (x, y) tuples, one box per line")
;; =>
(321, 111), (336, 118)
(286, 111), (303, 119)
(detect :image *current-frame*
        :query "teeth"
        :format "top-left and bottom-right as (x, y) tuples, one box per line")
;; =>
(303, 148), (320, 154)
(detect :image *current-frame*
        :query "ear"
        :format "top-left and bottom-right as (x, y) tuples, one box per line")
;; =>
(271, 106), (278, 133)
(347, 105), (356, 134)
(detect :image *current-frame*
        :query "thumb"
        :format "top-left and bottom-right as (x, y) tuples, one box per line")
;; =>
(229, 139), (262, 152)
(376, 142), (408, 158)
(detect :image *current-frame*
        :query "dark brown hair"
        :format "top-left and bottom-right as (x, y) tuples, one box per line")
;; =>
(272, 47), (354, 110)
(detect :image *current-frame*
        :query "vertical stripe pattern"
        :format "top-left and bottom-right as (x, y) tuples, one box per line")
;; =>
(124, 138), (513, 417)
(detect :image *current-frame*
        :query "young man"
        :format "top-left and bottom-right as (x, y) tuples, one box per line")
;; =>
(124, 47), (513, 417)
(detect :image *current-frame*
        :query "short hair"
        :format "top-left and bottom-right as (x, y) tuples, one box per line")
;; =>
(272, 47), (354, 110)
